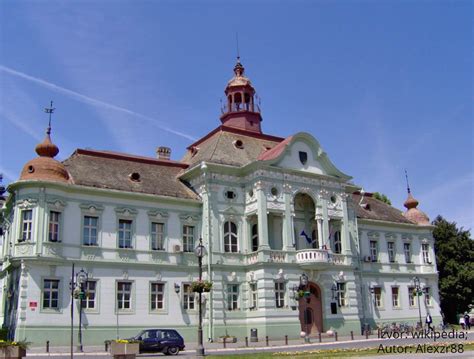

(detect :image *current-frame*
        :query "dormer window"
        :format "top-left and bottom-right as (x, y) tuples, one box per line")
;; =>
(225, 190), (236, 200)
(299, 151), (308, 165)
(233, 140), (244, 149)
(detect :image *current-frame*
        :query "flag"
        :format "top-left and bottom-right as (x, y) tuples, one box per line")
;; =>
(300, 230), (312, 244)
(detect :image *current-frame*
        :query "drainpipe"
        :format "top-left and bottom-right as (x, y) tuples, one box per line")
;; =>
(353, 210), (367, 333)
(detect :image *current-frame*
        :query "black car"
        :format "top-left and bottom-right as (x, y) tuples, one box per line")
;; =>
(131, 329), (185, 355)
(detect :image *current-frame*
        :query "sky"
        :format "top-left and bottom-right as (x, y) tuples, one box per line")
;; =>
(0, 0), (472, 231)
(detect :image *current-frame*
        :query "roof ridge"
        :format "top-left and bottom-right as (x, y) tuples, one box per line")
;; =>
(73, 149), (188, 168)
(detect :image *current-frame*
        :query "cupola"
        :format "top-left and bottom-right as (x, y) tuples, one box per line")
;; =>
(19, 103), (70, 183)
(220, 57), (263, 133)
(402, 172), (429, 225)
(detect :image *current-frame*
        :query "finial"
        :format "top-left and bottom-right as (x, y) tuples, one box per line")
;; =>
(44, 100), (55, 135)
(404, 169), (411, 194)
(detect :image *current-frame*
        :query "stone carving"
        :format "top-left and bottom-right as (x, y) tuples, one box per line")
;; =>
(17, 198), (38, 209)
(147, 210), (169, 220)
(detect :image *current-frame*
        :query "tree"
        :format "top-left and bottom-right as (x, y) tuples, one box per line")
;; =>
(432, 215), (474, 323)
(373, 192), (392, 205)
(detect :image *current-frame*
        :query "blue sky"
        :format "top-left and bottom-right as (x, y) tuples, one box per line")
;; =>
(0, 0), (472, 230)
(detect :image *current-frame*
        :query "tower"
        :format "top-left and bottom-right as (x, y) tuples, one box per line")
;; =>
(220, 57), (263, 133)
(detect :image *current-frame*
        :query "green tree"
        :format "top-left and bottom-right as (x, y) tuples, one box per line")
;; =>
(432, 215), (474, 323)
(373, 192), (392, 205)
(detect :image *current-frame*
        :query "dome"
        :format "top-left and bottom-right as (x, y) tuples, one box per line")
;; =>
(19, 129), (69, 183)
(403, 193), (429, 225)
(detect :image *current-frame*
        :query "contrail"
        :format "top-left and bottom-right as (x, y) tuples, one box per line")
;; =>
(0, 65), (197, 141)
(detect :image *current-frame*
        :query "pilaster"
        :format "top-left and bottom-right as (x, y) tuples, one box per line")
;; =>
(341, 194), (351, 255)
(255, 181), (269, 249)
(282, 184), (294, 251)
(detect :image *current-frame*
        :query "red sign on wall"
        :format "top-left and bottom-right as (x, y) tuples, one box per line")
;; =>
(29, 301), (37, 311)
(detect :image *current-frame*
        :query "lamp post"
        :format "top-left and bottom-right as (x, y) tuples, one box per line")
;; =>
(194, 238), (205, 357)
(76, 269), (88, 352)
(413, 276), (423, 330)
(299, 273), (310, 343)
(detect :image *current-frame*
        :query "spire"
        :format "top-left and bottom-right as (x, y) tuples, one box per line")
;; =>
(35, 101), (59, 158)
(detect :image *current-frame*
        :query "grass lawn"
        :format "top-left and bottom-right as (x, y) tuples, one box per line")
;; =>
(207, 342), (474, 358)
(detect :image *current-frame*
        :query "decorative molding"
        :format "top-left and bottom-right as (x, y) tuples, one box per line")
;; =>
(401, 233), (413, 241)
(79, 203), (104, 214)
(147, 210), (169, 220)
(115, 207), (138, 217)
(46, 199), (67, 211)
(367, 231), (380, 239)
(179, 213), (200, 224)
(385, 232), (397, 240)
(17, 198), (38, 210)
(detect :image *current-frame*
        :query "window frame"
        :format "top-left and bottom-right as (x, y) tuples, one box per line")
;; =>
(251, 223), (259, 252)
(150, 282), (165, 312)
(424, 287), (432, 306)
(333, 231), (342, 254)
(223, 220), (238, 253)
(118, 219), (134, 249)
(80, 203), (104, 247)
(369, 240), (378, 262)
(373, 287), (383, 308)
(404, 242), (411, 263)
(20, 209), (33, 242)
(275, 281), (285, 309)
(387, 241), (395, 263)
(81, 280), (99, 312)
(48, 210), (61, 242)
(421, 243), (430, 264)
(150, 222), (165, 251)
(41, 278), (61, 312)
(182, 283), (195, 311)
(249, 282), (258, 310)
(408, 286), (417, 308)
(337, 282), (346, 307)
(227, 284), (240, 311)
(116, 280), (134, 313)
(182, 225), (195, 253)
(83, 215), (99, 246)
(391, 286), (400, 308)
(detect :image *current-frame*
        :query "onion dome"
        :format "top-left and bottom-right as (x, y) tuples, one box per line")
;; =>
(20, 126), (69, 183)
(403, 192), (429, 225)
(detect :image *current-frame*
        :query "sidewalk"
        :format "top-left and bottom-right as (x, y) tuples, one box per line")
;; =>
(26, 330), (474, 356)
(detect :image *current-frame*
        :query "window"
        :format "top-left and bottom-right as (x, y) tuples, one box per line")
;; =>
(182, 284), (195, 310)
(49, 211), (60, 242)
(408, 286), (416, 307)
(334, 231), (341, 254)
(81, 281), (97, 310)
(83, 216), (98, 246)
(20, 210), (33, 242)
(404, 243), (411, 263)
(225, 191), (236, 199)
(151, 222), (164, 250)
(150, 282), (165, 311)
(224, 221), (238, 253)
(422, 243), (430, 264)
(249, 282), (258, 310)
(251, 224), (258, 252)
(183, 225), (195, 252)
(275, 282), (285, 308)
(369, 241), (378, 262)
(387, 242), (395, 262)
(43, 279), (59, 309)
(392, 287), (400, 308)
(118, 219), (133, 248)
(374, 287), (382, 308)
(337, 283), (346, 307)
(227, 284), (239, 311)
(117, 281), (132, 311)
(424, 287), (432, 306)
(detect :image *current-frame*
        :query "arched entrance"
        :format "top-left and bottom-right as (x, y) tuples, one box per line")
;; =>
(298, 282), (323, 335)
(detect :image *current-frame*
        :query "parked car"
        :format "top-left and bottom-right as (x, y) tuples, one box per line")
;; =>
(130, 328), (185, 355)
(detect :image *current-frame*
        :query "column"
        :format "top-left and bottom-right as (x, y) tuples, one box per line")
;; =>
(255, 181), (270, 249)
(341, 193), (351, 255)
(282, 184), (294, 251)
(316, 215), (323, 248)
(320, 192), (330, 249)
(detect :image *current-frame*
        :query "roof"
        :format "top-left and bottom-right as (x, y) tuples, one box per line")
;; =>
(352, 193), (414, 224)
(181, 126), (284, 167)
(62, 149), (200, 200)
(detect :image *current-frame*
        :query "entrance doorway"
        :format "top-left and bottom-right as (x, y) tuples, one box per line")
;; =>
(298, 282), (323, 335)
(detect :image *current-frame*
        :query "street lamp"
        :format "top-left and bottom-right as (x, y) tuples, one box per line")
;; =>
(299, 273), (310, 343)
(76, 269), (88, 352)
(194, 238), (205, 357)
(412, 276), (423, 330)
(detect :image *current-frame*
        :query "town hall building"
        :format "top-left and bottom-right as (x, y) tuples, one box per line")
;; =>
(0, 58), (441, 346)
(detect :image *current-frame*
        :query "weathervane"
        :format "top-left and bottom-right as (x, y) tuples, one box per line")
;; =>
(44, 100), (55, 134)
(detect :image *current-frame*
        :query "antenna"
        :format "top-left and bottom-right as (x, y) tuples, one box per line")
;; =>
(404, 169), (411, 194)
(236, 32), (240, 60)
(44, 100), (55, 134)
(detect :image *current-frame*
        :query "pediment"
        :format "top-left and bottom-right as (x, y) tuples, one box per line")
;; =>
(260, 132), (351, 181)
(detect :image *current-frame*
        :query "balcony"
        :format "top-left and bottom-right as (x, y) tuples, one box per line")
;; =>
(296, 249), (349, 267)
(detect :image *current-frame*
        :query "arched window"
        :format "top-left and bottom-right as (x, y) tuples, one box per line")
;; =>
(251, 224), (258, 252)
(334, 231), (342, 254)
(224, 221), (238, 253)
(311, 229), (319, 249)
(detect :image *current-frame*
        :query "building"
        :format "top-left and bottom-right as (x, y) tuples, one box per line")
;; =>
(0, 58), (441, 346)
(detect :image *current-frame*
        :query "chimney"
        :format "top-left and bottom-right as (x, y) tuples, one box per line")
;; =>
(157, 146), (171, 160)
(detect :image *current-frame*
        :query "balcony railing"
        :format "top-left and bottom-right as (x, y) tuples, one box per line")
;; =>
(221, 102), (261, 114)
(296, 249), (330, 264)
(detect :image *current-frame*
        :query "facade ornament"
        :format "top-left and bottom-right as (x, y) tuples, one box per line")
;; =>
(254, 181), (264, 191)
(318, 189), (330, 200)
(147, 210), (169, 220)
(17, 198), (38, 210)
